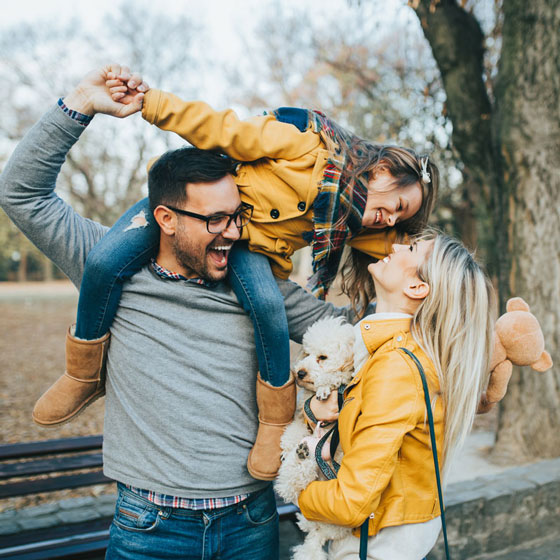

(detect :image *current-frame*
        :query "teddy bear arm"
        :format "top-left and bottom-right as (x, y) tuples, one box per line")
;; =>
(485, 360), (513, 403)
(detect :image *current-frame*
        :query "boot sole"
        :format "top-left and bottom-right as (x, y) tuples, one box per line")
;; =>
(32, 389), (105, 427)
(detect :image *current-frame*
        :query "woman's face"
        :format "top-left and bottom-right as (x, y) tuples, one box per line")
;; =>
(361, 169), (423, 229)
(368, 241), (433, 298)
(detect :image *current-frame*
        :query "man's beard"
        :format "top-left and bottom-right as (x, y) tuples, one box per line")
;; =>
(172, 232), (229, 282)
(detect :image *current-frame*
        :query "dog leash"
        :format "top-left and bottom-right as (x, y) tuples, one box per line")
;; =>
(304, 385), (346, 479)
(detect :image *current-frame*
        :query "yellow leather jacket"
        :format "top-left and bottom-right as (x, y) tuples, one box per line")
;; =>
(142, 90), (396, 278)
(298, 318), (444, 536)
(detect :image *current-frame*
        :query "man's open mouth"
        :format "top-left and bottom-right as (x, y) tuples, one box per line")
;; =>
(208, 245), (233, 266)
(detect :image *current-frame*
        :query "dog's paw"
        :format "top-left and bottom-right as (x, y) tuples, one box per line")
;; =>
(296, 441), (310, 460)
(315, 387), (332, 401)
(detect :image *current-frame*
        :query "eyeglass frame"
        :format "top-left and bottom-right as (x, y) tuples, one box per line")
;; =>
(165, 202), (254, 234)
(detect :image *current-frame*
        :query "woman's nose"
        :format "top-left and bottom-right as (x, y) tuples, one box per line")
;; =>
(386, 213), (396, 226)
(392, 244), (407, 253)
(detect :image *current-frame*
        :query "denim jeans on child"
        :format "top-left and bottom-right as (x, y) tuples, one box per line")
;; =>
(106, 483), (279, 560)
(75, 197), (290, 386)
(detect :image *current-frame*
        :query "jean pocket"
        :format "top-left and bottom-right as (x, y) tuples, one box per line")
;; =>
(113, 491), (161, 533)
(242, 487), (278, 526)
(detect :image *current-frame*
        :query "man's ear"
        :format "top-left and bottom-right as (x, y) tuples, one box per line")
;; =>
(153, 205), (176, 236)
(403, 277), (430, 300)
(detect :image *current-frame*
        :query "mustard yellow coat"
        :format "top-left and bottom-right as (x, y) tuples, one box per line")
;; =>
(298, 318), (444, 537)
(142, 90), (396, 279)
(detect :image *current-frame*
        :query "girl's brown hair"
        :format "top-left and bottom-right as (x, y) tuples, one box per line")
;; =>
(339, 144), (439, 316)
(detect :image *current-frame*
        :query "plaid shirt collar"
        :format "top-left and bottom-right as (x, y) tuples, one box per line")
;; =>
(150, 258), (216, 287)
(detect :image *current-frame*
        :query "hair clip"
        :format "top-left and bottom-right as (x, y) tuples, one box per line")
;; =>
(420, 157), (431, 184)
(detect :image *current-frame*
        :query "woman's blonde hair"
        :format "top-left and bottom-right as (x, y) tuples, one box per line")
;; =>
(411, 232), (496, 474)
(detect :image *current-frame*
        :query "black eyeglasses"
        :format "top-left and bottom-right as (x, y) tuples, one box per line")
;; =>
(166, 202), (254, 234)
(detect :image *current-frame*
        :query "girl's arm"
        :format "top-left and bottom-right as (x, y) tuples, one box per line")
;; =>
(142, 89), (321, 161)
(297, 351), (421, 528)
(347, 228), (400, 261)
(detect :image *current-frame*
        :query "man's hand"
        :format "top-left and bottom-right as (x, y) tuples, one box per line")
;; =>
(63, 64), (148, 118)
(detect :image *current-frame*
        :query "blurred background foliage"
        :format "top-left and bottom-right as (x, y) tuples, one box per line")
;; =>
(0, 0), (497, 281)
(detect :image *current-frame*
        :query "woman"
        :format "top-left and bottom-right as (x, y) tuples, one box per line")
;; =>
(299, 233), (495, 559)
(32, 70), (439, 481)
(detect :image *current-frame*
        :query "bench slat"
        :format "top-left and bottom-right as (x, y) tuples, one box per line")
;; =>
(0, 470), (112, 499)
(0, 436), (103, 460)
(0, 453), (103, 480)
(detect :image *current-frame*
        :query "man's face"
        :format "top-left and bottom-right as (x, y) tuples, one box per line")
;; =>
(172, 176), (242, 282)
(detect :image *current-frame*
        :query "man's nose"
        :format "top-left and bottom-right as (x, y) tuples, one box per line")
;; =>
(222, 219), (241, 240)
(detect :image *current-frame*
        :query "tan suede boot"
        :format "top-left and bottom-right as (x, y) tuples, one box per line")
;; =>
(247, 373), (296, 480)
(32, 326), (110, 426)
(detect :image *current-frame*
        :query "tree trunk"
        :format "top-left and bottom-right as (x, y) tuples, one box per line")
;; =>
(17, 249), (27, 282)
(412, 0), (560, 460)
(490, 0), (560, 461)
(411, 0), (501, 272)
(42, 256), (54, 282)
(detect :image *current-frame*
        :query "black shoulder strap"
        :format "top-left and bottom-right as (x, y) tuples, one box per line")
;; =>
(359, 348), (450, 560)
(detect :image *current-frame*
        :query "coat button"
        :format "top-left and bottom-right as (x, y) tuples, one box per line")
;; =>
(270, 209), (280, 219)
(396, 335), (403, 342)
(297, 201), (306, 212)
(364, 324), (370, 330)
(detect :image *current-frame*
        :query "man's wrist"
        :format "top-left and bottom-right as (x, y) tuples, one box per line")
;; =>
(62, 85), (95, 117)
(57, 98), (94, 127)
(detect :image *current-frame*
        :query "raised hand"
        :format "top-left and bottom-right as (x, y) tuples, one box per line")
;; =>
(63, 64), (147, 118)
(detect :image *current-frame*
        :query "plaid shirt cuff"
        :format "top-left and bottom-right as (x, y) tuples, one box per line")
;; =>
(57, 98), (93, 127)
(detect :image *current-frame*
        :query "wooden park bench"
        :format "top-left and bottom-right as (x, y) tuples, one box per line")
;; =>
(0, 436), (298, 559)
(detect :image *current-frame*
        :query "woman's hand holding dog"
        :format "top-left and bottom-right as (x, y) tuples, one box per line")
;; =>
(309, 391), (339, 424)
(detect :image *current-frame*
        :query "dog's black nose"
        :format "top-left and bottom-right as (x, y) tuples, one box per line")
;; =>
(297, 369), (307, 379)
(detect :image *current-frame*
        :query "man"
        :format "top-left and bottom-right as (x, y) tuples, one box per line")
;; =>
(0, 65), (353, 559)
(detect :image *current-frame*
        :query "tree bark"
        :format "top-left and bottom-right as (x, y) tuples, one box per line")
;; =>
(411, 0), (501, 273)
(412, 0), (560, 460)
(490, 0), (560, 461)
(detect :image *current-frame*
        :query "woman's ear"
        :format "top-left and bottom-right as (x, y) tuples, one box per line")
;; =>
(153, 205), (176, 236)
(403, 278), (430, 300)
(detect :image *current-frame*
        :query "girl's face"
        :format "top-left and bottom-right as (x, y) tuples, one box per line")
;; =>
(368, 241), (433, 309)
(361, 169), (423, 229)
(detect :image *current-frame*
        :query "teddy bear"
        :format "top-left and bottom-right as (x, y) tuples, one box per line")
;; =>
(478, 297), (553, 413)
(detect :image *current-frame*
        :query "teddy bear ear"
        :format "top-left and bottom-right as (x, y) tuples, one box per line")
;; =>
(532, 351), (553, 372)
(506, 297), (530, 312)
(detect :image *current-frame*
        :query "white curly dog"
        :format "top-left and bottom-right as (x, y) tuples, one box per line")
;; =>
(275, 316), (356, 560)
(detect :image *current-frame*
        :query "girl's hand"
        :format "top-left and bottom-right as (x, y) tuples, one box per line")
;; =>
(106, 70), (149, 105)
(309, 391), (339, 423)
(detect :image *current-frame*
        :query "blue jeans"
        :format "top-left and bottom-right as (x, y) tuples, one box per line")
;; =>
(106, 483), (279, 560)
(75, 198), (290, 386)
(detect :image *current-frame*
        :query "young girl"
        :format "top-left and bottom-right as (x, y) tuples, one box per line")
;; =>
(33, 75), (439, 480)
(298, 233), (495, 559)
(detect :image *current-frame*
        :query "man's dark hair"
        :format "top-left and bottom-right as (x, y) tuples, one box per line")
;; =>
(148, 147), (237, 212)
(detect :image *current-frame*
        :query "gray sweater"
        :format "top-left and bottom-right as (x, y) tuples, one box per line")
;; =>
(0, 105), (354, 498)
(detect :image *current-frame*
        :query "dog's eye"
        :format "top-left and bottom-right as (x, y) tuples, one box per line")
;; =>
(317, 355), (328, 362)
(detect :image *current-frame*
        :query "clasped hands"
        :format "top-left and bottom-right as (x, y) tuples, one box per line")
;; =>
(63, 63), (149, 118)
